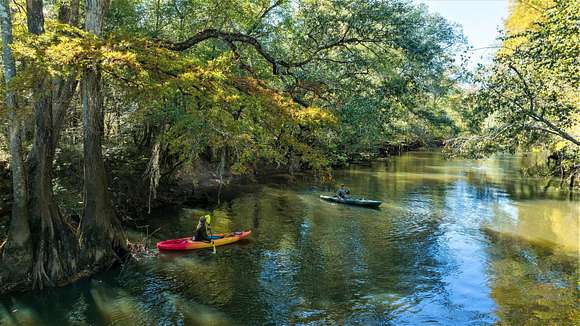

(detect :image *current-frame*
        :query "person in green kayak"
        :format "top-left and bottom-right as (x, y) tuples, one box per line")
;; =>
(193, 215), (210, 242)
(336, 184), (350, 199)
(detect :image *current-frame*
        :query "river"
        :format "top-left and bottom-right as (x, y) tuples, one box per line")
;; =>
(1, 151), (578, 325)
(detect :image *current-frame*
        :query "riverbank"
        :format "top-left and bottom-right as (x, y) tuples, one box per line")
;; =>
(0, 142), (424, 219)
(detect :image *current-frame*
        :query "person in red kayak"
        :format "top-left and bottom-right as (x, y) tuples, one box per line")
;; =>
(193, 215), (210, 242)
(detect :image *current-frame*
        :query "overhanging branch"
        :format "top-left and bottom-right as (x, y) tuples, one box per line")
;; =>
(164, 28), (365, 75)
(507, 64), (580, 146)
(166, 29), (287, 74)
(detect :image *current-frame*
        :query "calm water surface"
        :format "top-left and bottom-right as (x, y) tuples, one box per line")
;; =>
(1, 151), (578, 325)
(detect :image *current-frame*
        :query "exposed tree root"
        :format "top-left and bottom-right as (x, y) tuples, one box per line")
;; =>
(31, 211), (79, 289)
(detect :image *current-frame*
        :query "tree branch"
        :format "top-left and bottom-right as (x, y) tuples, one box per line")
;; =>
(508, 64), (580, 146)
(167, 29), (286, 74)
(165, 28), (366, 75)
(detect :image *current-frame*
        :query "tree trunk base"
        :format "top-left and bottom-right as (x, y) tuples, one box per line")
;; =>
(0, 241), (32, 287)
(0, 259), (120, 295)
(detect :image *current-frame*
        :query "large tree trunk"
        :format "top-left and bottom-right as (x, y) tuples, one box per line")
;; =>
(25, 0), (44, 34)
(25, 0), (80, 289)
(52, 76), (79, 148)
(80, 0), (126, 266)
(27, 87), (79, 288)
(58, 0), (80, 27)
(0, 0), (33, 286)
(53, 0), (81, 147)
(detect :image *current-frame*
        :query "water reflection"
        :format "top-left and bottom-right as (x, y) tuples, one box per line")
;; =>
(487, 200), (579, 253)
(485, 230), (578, 325)
(0, 151), (577, 325)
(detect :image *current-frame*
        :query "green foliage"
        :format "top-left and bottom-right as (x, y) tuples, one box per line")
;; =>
(446, 0), (579, 184)
(3, 0), (464, 183)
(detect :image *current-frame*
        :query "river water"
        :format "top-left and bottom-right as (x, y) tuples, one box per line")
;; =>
(1, 151), (578, 325)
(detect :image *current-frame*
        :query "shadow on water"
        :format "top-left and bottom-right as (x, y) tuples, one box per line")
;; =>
(1, 151), (578, 325)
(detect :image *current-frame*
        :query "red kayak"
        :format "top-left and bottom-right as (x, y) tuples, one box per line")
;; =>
(156, 230), (252, 251)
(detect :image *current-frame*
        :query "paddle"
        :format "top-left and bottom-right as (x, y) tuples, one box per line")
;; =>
(206, 215), (217, 254)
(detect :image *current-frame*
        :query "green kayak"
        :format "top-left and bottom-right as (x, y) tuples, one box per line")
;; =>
(320, 195), (382, 208)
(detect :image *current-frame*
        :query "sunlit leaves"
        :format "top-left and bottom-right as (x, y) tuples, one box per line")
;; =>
(1, 0), (468, 181)
(446, 0), (579, 184)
